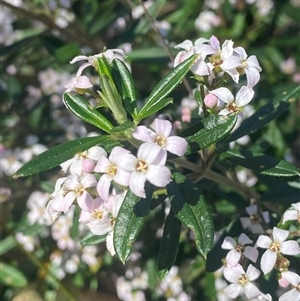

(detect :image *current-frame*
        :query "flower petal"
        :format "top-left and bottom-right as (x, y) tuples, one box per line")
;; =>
(166, 136), (188, 156)
(260, 249), (277, 274)
(146, 165), (171, 187)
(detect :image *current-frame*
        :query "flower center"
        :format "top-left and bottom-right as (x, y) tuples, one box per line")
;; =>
(226, 102), (238, 113)
(136, 160), (148, 173)
(92, 209), (103, 220)
(75, 184), (85, 196)
(154, 135), (167, 148)
(235, 244), (245, 253)
(270, 241), (281, 252)
(242, 60), (248, 69)
(238, 274), (249, 286)
(250, 214), (261, 224)
(106, 163), (117, 176)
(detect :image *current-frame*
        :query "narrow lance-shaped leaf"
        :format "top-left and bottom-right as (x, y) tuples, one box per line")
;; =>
(167, 172), (214, 258)
(14, 136), (117, 178)
(220, 85), (300, 146)
(114, 186), (153, 263)
(63, 93), (113, 133)
(80, 232), (107, 246)
(220, 149), (300, 177)
(182, 114), (238, 154)
(112, 59), (138, 118)
(137, 54), (197, 120)
(0, 262), (28, 288)
(158, 209), (181, 279)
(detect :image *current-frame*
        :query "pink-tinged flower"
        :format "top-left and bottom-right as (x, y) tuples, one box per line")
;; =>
(282, 202), (300, 224)
(79, 197), (112, 235)
(222, 47), (262, 88)
(174, 39), (211, 76)
(133, 119), (188, 156)
(240, 204), (270, 234)
(61, 146), (106, 176)
(279, 271), (300, 301)
(65, 75), (93, 93)
(50, 174), (97, 214)
(205, 35), (237, 81)
(94, 146), (131, 201)
(256, 227), (300, 274)
(70, 49), (126, 76)
(79, 191), (125, 256)
(116, 143), (171, 198)
(223, 264), (261, 299)
(221, 233), (259, 266)
(210, 86), (254, 116)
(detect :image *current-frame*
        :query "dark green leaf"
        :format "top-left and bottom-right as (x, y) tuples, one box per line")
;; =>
(137, 54), (197, 120)
(114, 187), (152, 263)
(158, 209), (181, 279)
(63, 93), (113, 132)
(261, 181), (300, 202)
(80, 232), (107, 246)
(221, 85), (300, 145)
(167, 172), (214, 258)
(112, 59), (138, 118)
(183, 114), (238, 154)
(220, 149), (300, 177)
(14, 136), (114, 178)
(0, 262), (27, 288)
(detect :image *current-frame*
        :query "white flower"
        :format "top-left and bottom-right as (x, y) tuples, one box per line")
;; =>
(117, 143), (171, 198)
(279, 271), (300, 301)
(210, 86), (254, 116)
(70, 49), (126, 77)
(94, 146), (131, 201)
(240, 204), (270, 234)
(221, 233), (258, 266)
(256, 227), (300, 274)
(282, 202), (300, 224)
(61, 146), (106, 176)
(133, 118), (188, 156)
(223, 264), (261, 299)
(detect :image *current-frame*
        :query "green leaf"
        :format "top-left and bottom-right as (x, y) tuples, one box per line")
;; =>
(80, 232), (107, 246)
(137, 54), (197, 120)
(63, 93), (113, 132)
(220, 149), (300, 177)
(182, 114), (238, 154)
(14, 136), (114, 178)
(0, 262), (27, 288)
(221, 85), (300, 145)
(261, 181), (300, 202)
(114, 188), (152, 263)
(167, 172), (214, 258)
(0, 236), (16, 256)
(109, 120), (135, 140)
(158, 209), (181, 279)
(112, 59), (138, 118)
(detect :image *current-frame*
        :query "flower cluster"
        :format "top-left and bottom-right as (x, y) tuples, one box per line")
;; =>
(46, 117), (187, 255)
(219, 203), (300, 300)
(175, 35), (262, 121)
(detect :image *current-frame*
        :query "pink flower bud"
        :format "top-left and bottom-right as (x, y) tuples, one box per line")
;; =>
(204, 93), (218, 108)
(82, 158), (95, 173)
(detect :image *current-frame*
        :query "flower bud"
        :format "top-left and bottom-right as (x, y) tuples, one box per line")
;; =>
(204, 93), (218, 108)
